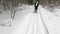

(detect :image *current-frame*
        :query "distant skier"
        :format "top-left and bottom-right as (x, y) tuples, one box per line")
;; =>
(34, 0), (39, 13)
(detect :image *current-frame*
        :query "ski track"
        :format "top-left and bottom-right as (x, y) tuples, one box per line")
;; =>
(0, 5), (60, 34)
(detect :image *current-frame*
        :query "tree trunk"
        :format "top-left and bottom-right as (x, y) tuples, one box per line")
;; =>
(11, 8), (16, 20)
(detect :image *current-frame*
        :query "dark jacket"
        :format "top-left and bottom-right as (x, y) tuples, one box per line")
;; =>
(34, 0), (39, 13)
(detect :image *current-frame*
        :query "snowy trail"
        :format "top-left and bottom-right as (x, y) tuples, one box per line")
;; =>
(0, 5), (60, 34)
(11, 7), (49, 34)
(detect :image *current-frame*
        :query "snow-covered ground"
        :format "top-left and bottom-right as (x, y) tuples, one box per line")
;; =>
(0, 4), (60, 34)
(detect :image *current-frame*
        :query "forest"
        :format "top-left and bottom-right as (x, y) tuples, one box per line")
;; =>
(0, 0), (60, 19)
(0, 0), (60, 10)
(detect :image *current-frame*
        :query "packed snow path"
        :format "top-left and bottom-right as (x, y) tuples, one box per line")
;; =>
(0, 5), (60, 34)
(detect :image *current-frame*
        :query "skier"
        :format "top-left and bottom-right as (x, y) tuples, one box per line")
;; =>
(34, 0), (39, 13)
